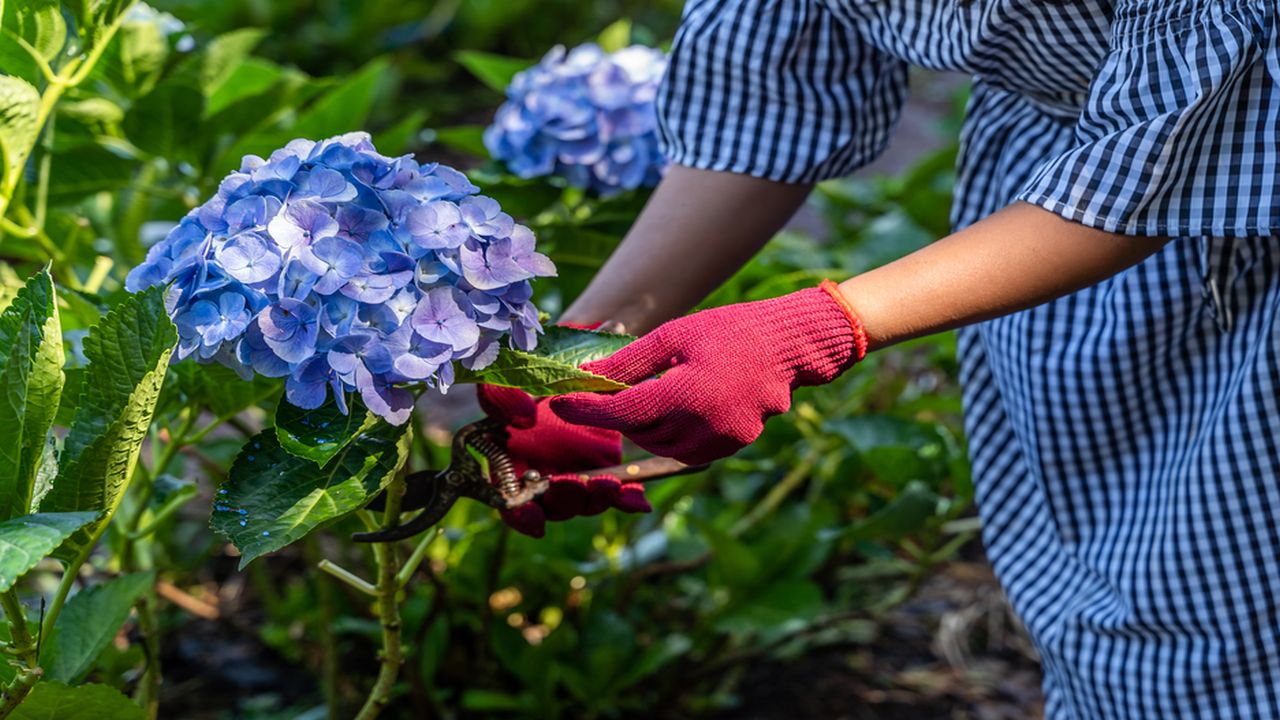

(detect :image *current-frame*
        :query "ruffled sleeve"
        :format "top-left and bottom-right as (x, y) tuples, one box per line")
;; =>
(1016, 0), (1279, 238)
(656, 0), (909, 184)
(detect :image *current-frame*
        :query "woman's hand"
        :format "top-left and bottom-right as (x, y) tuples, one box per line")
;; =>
(551, 282), (867, 465)
(478, 385), (649, 537)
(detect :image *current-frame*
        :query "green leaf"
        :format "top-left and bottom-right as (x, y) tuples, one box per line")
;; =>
(274, 395), (373, 466)
(0, 512), (97, 592)
(12, 681), (145, 720)
(170, 28), (266, 96)
(374, 109), (427, 156)
(204, 57), (283, 117)
(122, 83), (205, 159)
(87, 16), (168, 98)
(430, 124), (486, 157)
(44, 144), (138, 205)
(821, 481), (944, 544)
(217, 58), (387, 171)
(454, 327), (632, 396)
(5, 0), (66, 61)
(453, 50), (531, 94)
(289, 58), (388, 139)
(0, 269), (63, 520)
(117, 17), (167, 87)
(42, 571), (154, 683)
(597, 19), (632, 53)
(828, 416), (952, 487)
(162, 362), (279, 424)
(0, 75), (41, 181)
(714, 580), (826, 636)
(213, 421), (411, 568)
(40, 286), (177, 559)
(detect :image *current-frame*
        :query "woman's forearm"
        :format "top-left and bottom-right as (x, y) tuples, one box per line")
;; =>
(838, 202), (1169, 351)
(565, 168), (1167, 349)
(561, 165), (812, 334)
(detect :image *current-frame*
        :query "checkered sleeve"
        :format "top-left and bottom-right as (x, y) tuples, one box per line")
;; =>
(1016, 1), (1279, 238)
(656, 0), (909, 184)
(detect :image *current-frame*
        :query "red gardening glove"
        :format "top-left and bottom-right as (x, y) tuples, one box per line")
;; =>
(551, 282), (867, 466)
(477, 327), (651, 538)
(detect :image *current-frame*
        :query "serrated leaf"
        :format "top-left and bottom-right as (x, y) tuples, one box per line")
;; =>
(274, 395), (373, 466)
(454, 50), (531, 94)
(40, 286), (177, 559)
(0, 75), (41, 181)
(42, 570), (154, 683)
(597, 19), (632, 53)
(213, 421), (411, 568)
(0, 512), (97, 592)
(12, 681), (145, 720)
(0, 269), (64, 519)
(455, 327), (632, 396)
(5, 0), (66, 61)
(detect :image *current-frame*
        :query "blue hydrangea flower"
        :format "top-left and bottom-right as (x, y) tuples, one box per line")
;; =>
(127, 132), (556, 425)
(484, 43), (669, 196)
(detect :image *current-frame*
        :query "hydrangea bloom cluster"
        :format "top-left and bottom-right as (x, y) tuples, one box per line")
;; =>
(484, 43), (669, 196)
(127, 132), (555, 425)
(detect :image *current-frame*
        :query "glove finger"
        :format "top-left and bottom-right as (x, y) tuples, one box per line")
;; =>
(581, 476), (622, 515)
(477, 385), (537, 429)
(501, 502), (547, 538)
(550, 367), (687, 433)
(616, 482), (652, 513)
(579, 329), (677, 385)
(541, 476), (590, 521)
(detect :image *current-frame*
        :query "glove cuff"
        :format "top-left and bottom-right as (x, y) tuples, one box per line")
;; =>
(763, 283), (868, 386)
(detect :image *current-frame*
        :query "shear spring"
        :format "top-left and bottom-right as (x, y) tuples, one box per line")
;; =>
(468, 430), (521, 499)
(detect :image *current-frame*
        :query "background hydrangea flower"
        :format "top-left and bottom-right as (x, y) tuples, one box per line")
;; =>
(484, 43), (669, 196)
(127, 132), (556, 425)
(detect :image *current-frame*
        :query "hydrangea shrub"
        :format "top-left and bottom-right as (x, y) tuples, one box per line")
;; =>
(483, 43), (669, 196)
(127, 132), (555, 425)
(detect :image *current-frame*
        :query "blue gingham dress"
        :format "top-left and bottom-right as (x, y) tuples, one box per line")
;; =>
(657, 0), (1280, 717)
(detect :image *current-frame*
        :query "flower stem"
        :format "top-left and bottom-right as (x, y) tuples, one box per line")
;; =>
(0, 590), (40, 718)
(354, 475), (406, 720)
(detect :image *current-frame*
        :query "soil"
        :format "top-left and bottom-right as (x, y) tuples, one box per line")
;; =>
(716, 560), (1045, 720)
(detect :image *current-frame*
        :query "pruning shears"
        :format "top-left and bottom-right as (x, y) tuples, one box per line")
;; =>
(353, 419), (703, 543)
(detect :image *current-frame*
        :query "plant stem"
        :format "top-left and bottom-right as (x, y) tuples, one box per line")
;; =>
(0, 590), (40, 718)
(354, 474), (407, 720)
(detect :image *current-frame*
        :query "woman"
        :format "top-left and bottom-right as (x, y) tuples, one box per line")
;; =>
(483, 1), (1280, 716)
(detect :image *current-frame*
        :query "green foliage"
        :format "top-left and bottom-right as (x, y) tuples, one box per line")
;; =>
(0, 513), (96, 592)
(0, 76), (40, 185)
(12, 681), (145, 720)
(40, 286), (176, 558)
(0, 269), (63, 520)
(0, 2), (977, 718)
(274, 396), (374, 467)
(454, 50), (532, 94)
(213, 421), (411, 568)
(42, 571), (155, 683)
(456, 326), (633, 395)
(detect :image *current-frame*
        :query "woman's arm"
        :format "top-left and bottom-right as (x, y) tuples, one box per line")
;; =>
(839, 201), (1168, 350)
(561, 166), (812, 334)
(563, 166), (1168, 342)
(550, 168), (1169, 465)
